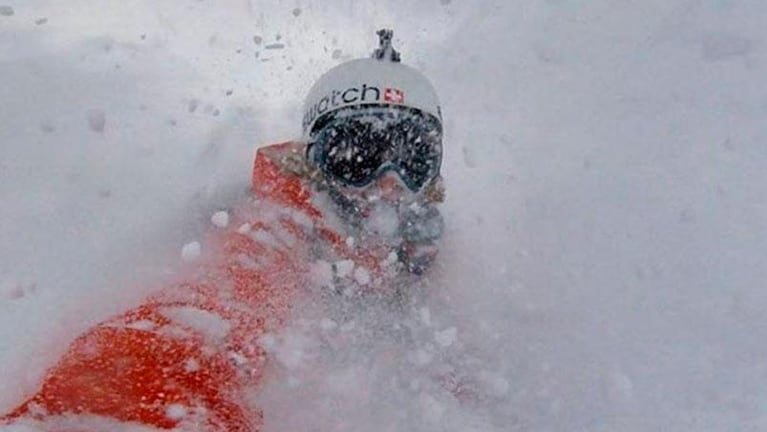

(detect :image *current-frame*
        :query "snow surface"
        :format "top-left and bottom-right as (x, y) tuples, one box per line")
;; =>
(2, 1), (767, 431)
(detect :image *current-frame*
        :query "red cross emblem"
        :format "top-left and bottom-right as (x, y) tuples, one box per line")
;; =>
(384, 87), (404, 103)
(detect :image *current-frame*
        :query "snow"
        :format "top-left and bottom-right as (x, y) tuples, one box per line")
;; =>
(352, 266), (371, 285)
(309, 260), (333, 287)
(159, 306), (231, 343)
(334, 259), (355, 278)
(210, 210), (229, 228)
(164, 403), (187, 421)
(183, 358), (200, 373)
(434, 326), (457, 348)
(180, 241), (201, 261)
(2, 1), (767, 431)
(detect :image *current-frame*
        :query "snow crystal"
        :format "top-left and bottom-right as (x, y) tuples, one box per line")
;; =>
(237, 223), (251, 234)
(345, 236), (355, 247)
(334, 259), (354, 278)
(165, 403), (187, 420)
(353, 267), (371, 285)
(180, 241), (201, 261)
(210, 211), (229, 228)
(434, 327), (458, 348)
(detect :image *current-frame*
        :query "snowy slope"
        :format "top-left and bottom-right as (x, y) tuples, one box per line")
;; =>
(2, 1), (767, 431)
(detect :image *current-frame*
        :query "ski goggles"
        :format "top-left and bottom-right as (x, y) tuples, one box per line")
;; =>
(309, 106), (443, 192)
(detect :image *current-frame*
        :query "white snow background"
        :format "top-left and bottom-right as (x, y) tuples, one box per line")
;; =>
(2, 1), (767, 431)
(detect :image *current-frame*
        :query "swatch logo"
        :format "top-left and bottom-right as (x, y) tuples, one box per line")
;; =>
(303, 84), (406, 131)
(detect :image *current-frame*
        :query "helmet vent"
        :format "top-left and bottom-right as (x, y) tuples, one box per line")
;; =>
(372, 29), (401, 63)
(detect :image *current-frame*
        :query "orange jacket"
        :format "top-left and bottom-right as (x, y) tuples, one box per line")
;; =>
(1, 142), (401, 431)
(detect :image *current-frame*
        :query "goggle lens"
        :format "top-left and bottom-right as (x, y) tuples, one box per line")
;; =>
(311, 107), (442, 191)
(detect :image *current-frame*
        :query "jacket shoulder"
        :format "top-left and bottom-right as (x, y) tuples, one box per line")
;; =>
(251, 141), (320, 218)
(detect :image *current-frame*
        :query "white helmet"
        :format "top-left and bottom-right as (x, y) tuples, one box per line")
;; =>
(302, 30), (442, 138)
(303, 30), (444, 193)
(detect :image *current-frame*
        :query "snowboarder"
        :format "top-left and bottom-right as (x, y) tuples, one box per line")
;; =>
(1, 29), (445, 431)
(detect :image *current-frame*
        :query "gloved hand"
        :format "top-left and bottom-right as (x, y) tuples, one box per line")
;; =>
(397, 204), (444, 274)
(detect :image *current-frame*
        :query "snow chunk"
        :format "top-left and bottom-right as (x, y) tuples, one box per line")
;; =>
(365, 203), (399, 236)
(263, 332), (311, 370)
(251, 229), (282, 250)
(126, 320), (156, 331)
(237, 223), (252, 234)
(160, 306), (230, 342)
(165, 403), (187, 420)
(334, 260), (354, 278)
(184, 358), (200, 372)
(353, 267), (371, 285)
(181, 241), (201, 261)
(228, 351), (247, 366)
(309, 260), (333, 287)
(345, 236), (355, 247)
(435, 327), (458, 347)
(382, 251), (399, 267)
(211, 211), (229, 228)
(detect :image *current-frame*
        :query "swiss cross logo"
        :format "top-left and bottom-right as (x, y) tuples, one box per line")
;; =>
(384, 87), (404, 103)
